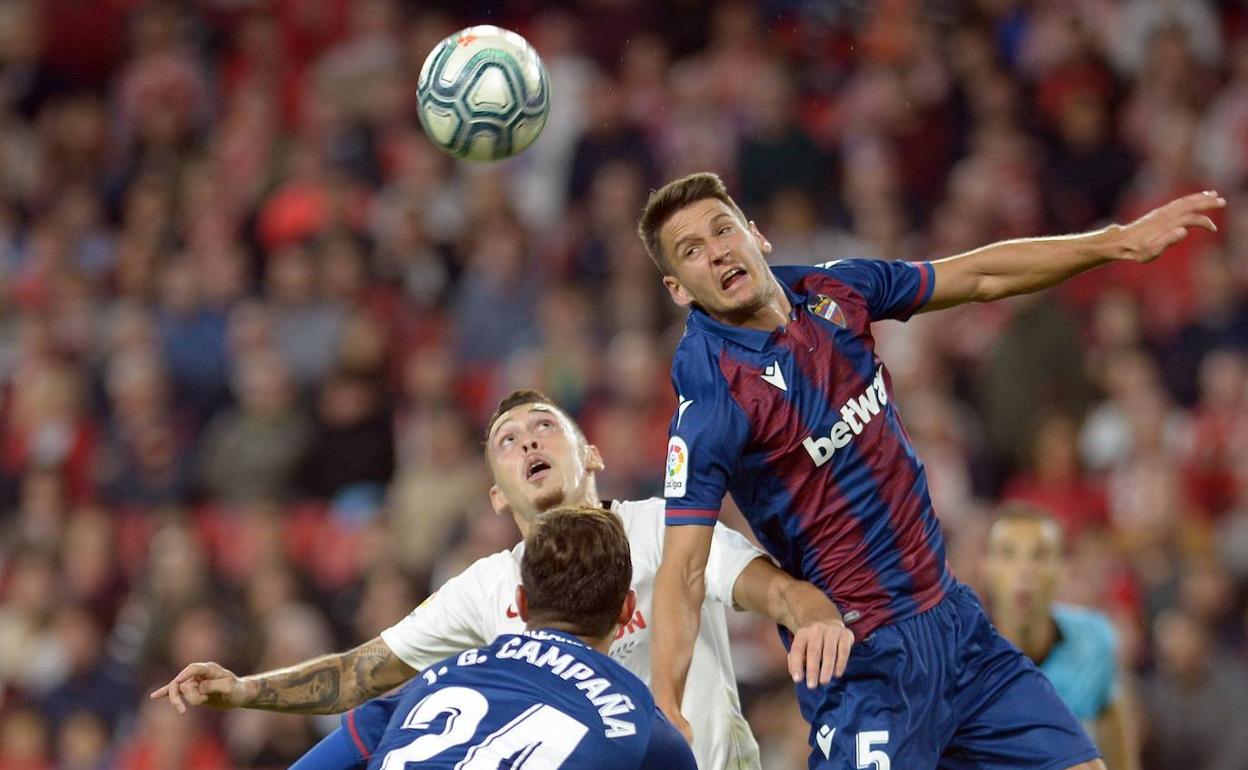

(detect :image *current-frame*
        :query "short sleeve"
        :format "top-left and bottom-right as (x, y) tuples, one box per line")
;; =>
(816, 259), (935, 321)
(340, 687), (410, 761)
(704, 523), (768, 607)
(664, 354), (749, 526)
(288, 727), (368, 770)
(379, 561), (494, 670)
(641, 712), (699, 770)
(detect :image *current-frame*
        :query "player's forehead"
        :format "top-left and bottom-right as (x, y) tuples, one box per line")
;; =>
(989, 518), (1061, 551)
(660, 198), (740, 248)
(488, 403), (575, 441)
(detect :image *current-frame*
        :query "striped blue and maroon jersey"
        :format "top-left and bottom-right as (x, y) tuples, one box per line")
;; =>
(664, 259), (954, 637)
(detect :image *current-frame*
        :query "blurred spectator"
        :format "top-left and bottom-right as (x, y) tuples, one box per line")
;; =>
(0, 705), (53, 770)
(56, 710), (111, 770)
(1002, 413), (1108, 538)
(197, 350), (311, 505)
(387, 407), (486, 577)
(298, 369), (394, 502)
(1141, 607), (1248, 770)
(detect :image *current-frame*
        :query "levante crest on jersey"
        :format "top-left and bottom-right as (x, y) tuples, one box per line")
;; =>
(808, 295), (847, 327)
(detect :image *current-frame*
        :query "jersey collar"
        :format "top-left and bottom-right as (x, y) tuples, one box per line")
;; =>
(687, 270), (806, 352)
(527, 627), (590, 649)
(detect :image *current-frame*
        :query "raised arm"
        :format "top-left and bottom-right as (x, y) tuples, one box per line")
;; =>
(651, 523), (714, 742)
(731, 557), (854, 686)
(149, 636), (416, 715)
(925, 190), (1225, 311)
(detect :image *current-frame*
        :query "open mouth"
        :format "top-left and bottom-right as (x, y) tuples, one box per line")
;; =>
(526, 456), (552, 481)
(720, 267), (747, 291)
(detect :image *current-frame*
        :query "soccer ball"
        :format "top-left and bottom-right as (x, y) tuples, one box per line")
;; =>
(416, 26), (551, 162)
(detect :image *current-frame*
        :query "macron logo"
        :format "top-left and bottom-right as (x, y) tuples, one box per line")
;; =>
(676, 396), (693, 429)
(802, 368), (890, 467)
(761, 361), (787, 391)
(816, 725), (835, 759)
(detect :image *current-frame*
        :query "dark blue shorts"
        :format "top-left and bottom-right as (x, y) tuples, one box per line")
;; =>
(795, 584), (1101, 770)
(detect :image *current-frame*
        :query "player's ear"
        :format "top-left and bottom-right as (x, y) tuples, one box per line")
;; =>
(488, 485), (510, 516)
(516, 585), (530, 622)
(749, 220), (772, 255)
(662, 275), (694, 308)
(615, 589), (637, 627)
(584, 443), (604, 472)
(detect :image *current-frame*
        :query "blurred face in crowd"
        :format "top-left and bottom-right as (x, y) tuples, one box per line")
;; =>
(487, 404), (603, 526)
(982, 515), (1063, 630)
(659, 198), (777, 325)
(1154, 609), (1210, 681)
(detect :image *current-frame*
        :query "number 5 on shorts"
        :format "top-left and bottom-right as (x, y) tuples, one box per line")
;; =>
(857, 730), (891, 770)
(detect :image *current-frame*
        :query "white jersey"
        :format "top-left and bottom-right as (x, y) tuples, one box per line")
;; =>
(381, 498), (764, 770)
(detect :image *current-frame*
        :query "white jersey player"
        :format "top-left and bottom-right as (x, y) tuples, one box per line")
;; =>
(151, 390), (855, 770)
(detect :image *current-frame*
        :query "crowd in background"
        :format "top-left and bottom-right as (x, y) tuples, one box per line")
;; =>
(2, 0), (1248, 768)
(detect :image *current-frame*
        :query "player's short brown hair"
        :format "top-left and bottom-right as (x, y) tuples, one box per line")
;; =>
(483, 389), (585, 448)
(990, 502), (1065, 551)
(637, 171), (747, 274)
(520, 505), (632, 638)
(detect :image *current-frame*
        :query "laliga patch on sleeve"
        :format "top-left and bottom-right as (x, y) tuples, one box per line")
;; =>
(664, 436), (689, 498)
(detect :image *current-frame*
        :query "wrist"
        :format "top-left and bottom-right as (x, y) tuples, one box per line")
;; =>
(1090, 224), (1129, 262)
(239, 677), (261, 706)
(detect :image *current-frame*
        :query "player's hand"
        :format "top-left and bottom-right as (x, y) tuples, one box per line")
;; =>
(788, 619), (855, 690)
(1113, 190), (1225, 264)
(149, 661), (252, 714)
(658, 698), (695, 744)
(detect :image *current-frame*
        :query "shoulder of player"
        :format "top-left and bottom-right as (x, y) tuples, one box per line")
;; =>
(611, 497), (663, 528)
(670, 333), (734, 398)
(610, 498), (664, 563)
(441, 545), (523, 589)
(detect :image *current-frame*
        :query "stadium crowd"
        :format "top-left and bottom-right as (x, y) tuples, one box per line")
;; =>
(2, 0), (1248, 767)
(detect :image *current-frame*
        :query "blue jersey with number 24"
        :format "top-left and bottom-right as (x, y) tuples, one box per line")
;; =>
(343, 628), (695, 770)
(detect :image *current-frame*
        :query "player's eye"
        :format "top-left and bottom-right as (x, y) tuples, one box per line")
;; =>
(536, 419), (554, 431)
(684, 245), (698, 258)
(718, 225), (732, 235)
(498, 434), (515, 449)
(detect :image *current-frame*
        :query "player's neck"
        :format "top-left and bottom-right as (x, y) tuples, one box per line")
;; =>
(513, 490), (603, 538)
(526, 623), (613, 654)
(1016, 613), (1058, 663)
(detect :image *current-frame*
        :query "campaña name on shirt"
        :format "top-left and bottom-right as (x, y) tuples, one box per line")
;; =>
(451, 633), (639, 739)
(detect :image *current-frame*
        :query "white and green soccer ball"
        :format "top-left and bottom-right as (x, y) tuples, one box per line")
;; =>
(416, 25), (551, 162)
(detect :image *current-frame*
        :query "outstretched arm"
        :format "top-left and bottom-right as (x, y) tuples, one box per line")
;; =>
(731, 557), (854, 686)
(149, 636), (416, 715)
(925, 190), (1225, 311)
(651, 524), (714, 742)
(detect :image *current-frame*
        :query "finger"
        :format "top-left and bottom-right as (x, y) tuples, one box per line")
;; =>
(197, 677), (236, 697)
(1179, 190), (1224, 207)
(835, 631), (855, 678)
(819, 630), (838, 685)
(170, 663), (210, 686)
(150, 684), (169, 700)
(166, 677), (187, 714)
(805, 629), (822, 689)
(1179, 192), (1227, 213)
(1182, 214), (1217, 232)
(180, 679), (205, 706)
(788, 631), (808, 684)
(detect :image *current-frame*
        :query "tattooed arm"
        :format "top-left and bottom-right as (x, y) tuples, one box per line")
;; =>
(149, 637), (417, 715)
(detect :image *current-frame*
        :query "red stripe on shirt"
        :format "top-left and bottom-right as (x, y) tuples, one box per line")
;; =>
(346, 710), (371, 760)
